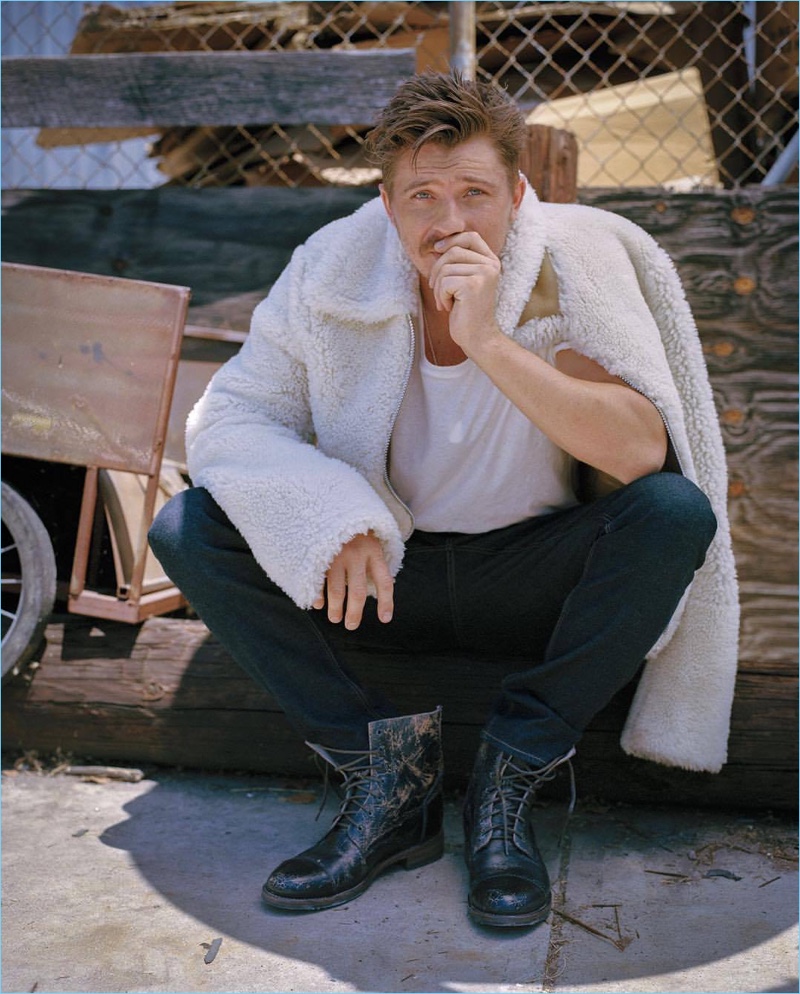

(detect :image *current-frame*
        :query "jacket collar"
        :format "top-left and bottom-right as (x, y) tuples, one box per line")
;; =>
(496, 182), (548, 334)
(306, 182), (548, 331)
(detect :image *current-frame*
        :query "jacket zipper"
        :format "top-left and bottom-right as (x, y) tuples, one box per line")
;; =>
(381, 314), (416, 533)
(617, 372), (685, 476)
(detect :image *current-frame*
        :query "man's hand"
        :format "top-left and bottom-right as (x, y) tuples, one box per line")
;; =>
(312, 531), (394, 630)
(427, 231), (503, 357)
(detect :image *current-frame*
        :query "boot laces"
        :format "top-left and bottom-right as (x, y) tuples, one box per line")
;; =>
(487, 748), (576, 855)
(306, 744), (383, 829)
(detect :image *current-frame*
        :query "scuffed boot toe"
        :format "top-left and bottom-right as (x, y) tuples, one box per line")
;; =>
(463, 742), (575, 929)
(262, 855), (340, 910)
(468, 872), (551, 927)
(262, 708), (445, 914)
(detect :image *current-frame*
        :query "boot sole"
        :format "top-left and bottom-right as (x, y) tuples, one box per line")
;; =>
(261, 831), (445, 912)
(467, 898), (551, 929)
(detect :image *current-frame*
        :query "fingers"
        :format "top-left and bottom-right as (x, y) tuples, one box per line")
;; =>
(371, 552), (395, 625)
(342, 562), (368, 631)
(324, 557), (347, 625)
(315, 532), (394, 631)
(430, 264), (485, 311)
(428, 242), (501, 313)
(433, 230), (493, 256)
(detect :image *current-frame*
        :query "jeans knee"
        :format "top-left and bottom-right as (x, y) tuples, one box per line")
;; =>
(634, 472), (717, 553)
(148, 487), (213, 566)
(148, 492), (182, 564)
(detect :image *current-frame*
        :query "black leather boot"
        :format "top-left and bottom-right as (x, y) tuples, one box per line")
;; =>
(464, 740), (575, 928)
(262, 707), (444, 911)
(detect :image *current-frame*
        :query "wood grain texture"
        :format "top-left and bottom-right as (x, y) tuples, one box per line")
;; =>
(1, 188), (376, 327)
(581, 188), (798, 682)
(1, 50), (416, 128)
(519, 125), (579, 204)
(1, 616), (795, 809)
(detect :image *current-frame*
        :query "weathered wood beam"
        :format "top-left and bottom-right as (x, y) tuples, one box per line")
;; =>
(1, 50), (416, 128)
(1, 616), (795, 810)
(0, 187), (377, 325)
(520, 124), (579, 204)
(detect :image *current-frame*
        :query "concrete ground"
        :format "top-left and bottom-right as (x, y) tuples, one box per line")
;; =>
(1, 764), (797, 994)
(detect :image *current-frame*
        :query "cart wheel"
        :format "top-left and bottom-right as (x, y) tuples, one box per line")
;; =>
(2, 482), (57, 679)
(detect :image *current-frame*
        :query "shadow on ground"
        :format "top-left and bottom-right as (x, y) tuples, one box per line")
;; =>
(97, 770), (798, 992)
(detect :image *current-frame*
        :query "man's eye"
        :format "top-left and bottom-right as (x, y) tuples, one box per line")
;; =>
(413, 191), (431, 200)
(466, 188), (484, 196)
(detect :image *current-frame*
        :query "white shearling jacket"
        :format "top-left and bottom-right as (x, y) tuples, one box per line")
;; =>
(186, 185), (739, 773)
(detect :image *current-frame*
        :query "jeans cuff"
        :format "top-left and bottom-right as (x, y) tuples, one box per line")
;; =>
(481, 717), (577, 768)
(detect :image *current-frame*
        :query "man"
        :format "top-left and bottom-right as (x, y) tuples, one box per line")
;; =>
(150, 72), (738, 929)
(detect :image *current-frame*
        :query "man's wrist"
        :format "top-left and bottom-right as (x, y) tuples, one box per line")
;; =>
(463, 325), (512, 365)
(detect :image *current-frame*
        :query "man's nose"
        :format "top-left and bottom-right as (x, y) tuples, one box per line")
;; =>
(430, 198), (467, 239)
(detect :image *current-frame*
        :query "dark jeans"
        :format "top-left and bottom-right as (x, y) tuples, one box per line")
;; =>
(149, 473), (716, 766)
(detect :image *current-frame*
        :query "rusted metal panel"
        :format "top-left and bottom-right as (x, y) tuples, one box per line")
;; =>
(1, 263), (190, 475)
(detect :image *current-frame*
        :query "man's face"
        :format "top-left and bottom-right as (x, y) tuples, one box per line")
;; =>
(380, 136), (526, 283)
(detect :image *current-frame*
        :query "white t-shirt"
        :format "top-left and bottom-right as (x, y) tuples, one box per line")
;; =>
(388, 315), (577, 533)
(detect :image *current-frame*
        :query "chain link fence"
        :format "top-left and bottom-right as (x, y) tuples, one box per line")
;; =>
(2, 0), (797, 190)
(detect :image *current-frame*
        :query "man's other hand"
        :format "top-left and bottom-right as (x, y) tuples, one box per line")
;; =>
(312, 532), (394, 630)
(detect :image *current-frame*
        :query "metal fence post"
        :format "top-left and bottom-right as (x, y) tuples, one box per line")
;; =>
(449, 1), (475, 79)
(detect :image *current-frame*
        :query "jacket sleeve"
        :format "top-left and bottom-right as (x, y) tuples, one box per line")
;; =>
(612, 222), (740, 772)
(185, 246), (405, 608)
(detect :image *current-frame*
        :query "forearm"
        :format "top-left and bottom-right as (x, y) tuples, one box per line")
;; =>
(468, 333), (667, 484)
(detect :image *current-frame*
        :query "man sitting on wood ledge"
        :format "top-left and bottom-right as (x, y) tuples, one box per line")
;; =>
(150, 72), (739, 929)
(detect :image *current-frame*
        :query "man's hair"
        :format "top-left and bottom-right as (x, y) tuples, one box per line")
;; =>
(365, 72), (527, 192)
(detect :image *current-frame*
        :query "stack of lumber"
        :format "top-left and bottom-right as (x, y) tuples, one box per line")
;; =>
(40, 0), (451, 187)
(36, 1), (795, 189)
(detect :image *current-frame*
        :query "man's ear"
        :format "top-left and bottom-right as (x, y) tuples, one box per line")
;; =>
(379, 184), (395, 225)
(512, 173), (526, 214)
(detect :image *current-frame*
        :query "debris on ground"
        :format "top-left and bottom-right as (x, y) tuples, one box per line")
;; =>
(63, 765), (144, 783)
(3, 750), (148, 783)
(704, 868), (743, 881)
(202, 937), (223, 965)
(553, 907), (634, 952)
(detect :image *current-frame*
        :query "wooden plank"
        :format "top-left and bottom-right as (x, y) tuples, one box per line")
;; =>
(579, 188), (798, 676)
(2, 701), (793, 810)
(519, 124), (579, 203)
(67, 1), (311, 57)
(579, 188), (799, 345)
(1, 616), (795, 809)
(738, 582), (799, 674)
(1, 50), (416, 129)
(1, 188), (376, 332)
(718, 370), (798, 587)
